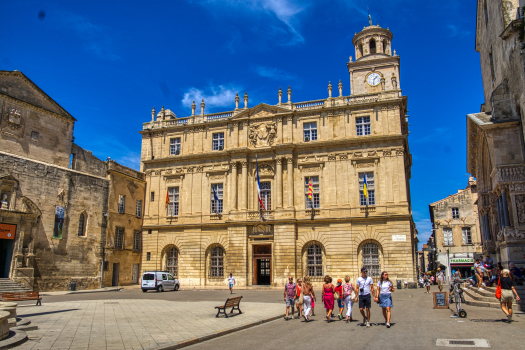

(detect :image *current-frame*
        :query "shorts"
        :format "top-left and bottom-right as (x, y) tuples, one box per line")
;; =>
(337, 298), (344, 308)
(438, 280), (443, 286)
(229, 283), (233, 288)
(500, 289), (513, 303)
(358, 294), (371, 309)
(286, 297), (295, 307)
(379, 294), (393, 308)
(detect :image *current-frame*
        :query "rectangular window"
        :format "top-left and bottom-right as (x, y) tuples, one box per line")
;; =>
(211, 184), (224, 213)
(167, 187), (179, 216)
(443, 228), (453, 246)
(359, 172), (375, 206)
(212, 133), (225, 151)
(304, 176), (320, 209)
(118, 195), (125, 214)
(133, 231), (141, 250)
(115, 228), (124, 249)
(170, 137), (181, 155)
(136, 200), (142, 217)
(356, 116), (371, 136)
(462, 227), (472, 245)
(210, 248), (224, 277)
(303, 122), (317, 141)
(452, 207), (459, 219)
(150, 192), (155, 202)
(146, 252), (151, 261)
(31, 131), (39, 141)
(53, 206), (65, 239)
(259, 182), (271, 210)
(148, 229), (152, 234)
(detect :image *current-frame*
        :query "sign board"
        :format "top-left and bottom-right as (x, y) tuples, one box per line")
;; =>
(392, 235), (406, 242)
(0, 223), (16, 239)
(433, 292), (449, 309)
(450, 258), (473, 264)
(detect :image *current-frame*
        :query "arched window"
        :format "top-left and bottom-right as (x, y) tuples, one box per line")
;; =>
(382, 39), (388, 54)
(369, 39), (376, 54)
(307, 244), (322, 277)
(210, 246), (224, 277)
(166, 247), (178, 277)
(362, 242), (380, 278)
(78, 213), (86, 236)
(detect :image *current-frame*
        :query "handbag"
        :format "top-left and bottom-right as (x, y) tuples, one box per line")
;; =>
(334, 291), (340, 299)
(297, 285), (304, 305)
(495, 277), (502, 299)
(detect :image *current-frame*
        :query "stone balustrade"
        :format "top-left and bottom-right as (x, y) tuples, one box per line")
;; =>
(293, 100), (325, 110)
(206, 112), (233, 121)
(0, 311), (9, 340)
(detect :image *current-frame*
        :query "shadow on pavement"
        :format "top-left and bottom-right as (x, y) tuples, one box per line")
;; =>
(19, 308), (79, 318)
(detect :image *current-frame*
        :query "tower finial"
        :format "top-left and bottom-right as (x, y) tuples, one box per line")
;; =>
(368, 7), (372, 26)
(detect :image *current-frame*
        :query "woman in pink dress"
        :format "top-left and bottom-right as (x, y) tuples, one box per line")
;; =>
(321, 275), (335, 322)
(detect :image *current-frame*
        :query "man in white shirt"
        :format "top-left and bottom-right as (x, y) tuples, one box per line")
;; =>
(356, 267), (376, 328)
(228, 273), (235, 294)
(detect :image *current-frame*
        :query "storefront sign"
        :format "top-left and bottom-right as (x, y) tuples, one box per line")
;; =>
(450, 258), (473, 264)
(0, 223), (16, 239)
(392, 235), (406, 242)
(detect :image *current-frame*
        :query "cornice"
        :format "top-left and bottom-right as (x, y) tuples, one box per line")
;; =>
(348, 56), (400, 70)
(0, 92), (75, 124)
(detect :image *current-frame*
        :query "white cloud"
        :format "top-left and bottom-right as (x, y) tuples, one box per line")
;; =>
(254, 66), (295, 80)
(181, 85), (241, 111)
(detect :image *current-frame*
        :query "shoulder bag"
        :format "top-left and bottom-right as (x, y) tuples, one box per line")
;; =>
(495, 277), (502, 299)
(297, 285), (304, 305)
(350, 283), (357, 301)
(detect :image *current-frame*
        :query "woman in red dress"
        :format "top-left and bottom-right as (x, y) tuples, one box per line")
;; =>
(322, 275), (335, 322)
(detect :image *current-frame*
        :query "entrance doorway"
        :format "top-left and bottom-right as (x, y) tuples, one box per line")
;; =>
(253, 245), (271, 285)
(0, 239), (14, 278)
(112, 263), (119, 286)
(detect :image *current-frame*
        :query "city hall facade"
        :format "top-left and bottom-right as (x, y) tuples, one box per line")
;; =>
(140, 24), (417, 286)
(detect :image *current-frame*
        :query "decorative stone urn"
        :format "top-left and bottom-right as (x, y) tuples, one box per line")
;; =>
(0, 302), (17, 326)
(0, 310), (9, 340)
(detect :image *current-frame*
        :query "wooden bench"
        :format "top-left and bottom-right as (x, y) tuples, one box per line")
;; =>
(0, 292), (42, 306)
(215, 296), (242, 318)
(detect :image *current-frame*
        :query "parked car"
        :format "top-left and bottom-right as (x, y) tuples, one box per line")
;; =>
(141, 271), (180, 292)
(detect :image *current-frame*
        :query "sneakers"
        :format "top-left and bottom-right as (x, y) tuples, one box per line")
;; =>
(338, 314), (343, 320)
(507, 313), (512, 322)
(363, 317), (367, 325)
(386, 323), (391, 328)
(366, 322), (370, 327)
(284, 316), (288, 321)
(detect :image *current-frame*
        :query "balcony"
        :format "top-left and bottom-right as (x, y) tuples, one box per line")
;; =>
(248, 211), (274, 220)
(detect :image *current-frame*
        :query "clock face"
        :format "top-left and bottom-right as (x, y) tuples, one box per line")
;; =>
(367, 72), (381, 86)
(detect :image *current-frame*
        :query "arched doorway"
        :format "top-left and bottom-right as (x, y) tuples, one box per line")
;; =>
(166, 246), (178, 277)
(361, 242), (381, 278)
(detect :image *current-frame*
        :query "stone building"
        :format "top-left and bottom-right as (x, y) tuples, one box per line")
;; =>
(467, 0), (525, 268)
(0, 70), (144, 291)
(140, 23), (417, 287)
(429, 178), (482, 280)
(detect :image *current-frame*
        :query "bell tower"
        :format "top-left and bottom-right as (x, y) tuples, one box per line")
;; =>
(347, 20), (400, 96)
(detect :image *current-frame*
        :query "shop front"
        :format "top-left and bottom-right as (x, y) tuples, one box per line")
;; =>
(450, 256), (474, 278)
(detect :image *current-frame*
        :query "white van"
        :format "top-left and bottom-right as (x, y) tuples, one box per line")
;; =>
(141, 271), (180, 292)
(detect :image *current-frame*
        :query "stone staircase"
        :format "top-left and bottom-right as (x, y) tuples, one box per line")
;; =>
(463, 284), (525, 311)
(0, 279), (31, 293)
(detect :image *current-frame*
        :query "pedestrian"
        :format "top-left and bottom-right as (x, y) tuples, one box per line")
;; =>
(497, 269), (521, 322)
(430, 274), (435, 286)
(334, 279), (344, 320)
(321, 275), (335, 322)
(301, 276), (315, 322)
(342, 275), (356, 323)
(283, 276), (297, 320)
(375, 271), (394, 328)
(436, 268), (445, 292)
(356, 267), (375, 327)
(296, 278), (303, 319)
(484, 255), (494, 278)
(424, 273), (431, 293)
(228, 273), (235, 294)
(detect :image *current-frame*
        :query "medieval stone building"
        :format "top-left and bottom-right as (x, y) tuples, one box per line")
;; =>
(140, 23), (417, 287)
(0, 70), (144, 291)
(467, 1), (525, 268)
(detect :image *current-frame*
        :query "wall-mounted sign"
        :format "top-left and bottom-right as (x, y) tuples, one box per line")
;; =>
(450, 258), (473, 264)
(0, 223), (16, 239)
(392, 235), (406, 242)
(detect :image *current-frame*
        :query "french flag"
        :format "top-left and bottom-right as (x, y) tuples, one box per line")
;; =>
(256, 155), (265, 210)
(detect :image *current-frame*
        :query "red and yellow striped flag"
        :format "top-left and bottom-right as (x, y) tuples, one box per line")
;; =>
(308, 177), (313, 200)
(165, 190), (170, 208)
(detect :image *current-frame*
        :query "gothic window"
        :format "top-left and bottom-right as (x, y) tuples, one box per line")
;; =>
(115, 228), (124, 249)
(359, 172), (375, 206)
(118, 195), (125, 214)
(210, 246), (224, 277)
(304, 176), (320, 209)
(78, 213), (86, 237)
(462, 227), (472, 245)
(303, 122), (317, 141)
(136, 200), (142, 217)
(168, 187), (179, 216)
(356, 116), (371, 136)
(166, 247), (178, 277)
(369, 39), (376, 54)
(212, 133), (224, 151)
(382, 39), (388, 54)
(133, 231), (141, 250)
(211, 184), (223, 214)
(452, 207), (459, 219)
(307, 244), (323, 277)
(443, 228), (453, 246)
(362, 242), (380, 278)
(259, 182), (271, 210)
(170, 138), (181, 155)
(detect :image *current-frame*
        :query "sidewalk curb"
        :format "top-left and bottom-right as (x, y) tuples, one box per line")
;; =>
(148, 313), (285, 350)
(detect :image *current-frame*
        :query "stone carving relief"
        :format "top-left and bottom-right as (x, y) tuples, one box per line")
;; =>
(509, 183), (525, 193)
(166, 178), (181, 183)
(249, 122), (277, 147)
(383, 149), (392, 156)
(356, 162), (375, 168)
(516, 195), (525, 223)
(497, 166), (525, 183)
(258, 164), (274, 176)
(1, 107), (24, 137)
(302, 167), (321, 173)
(209, 175), (224, 180)
(353, 152), (363, 158)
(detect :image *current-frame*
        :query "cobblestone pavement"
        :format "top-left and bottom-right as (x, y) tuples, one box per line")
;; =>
(15, 299), (283, 350)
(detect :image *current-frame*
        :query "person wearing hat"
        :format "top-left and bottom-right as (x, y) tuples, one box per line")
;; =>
(436, 268), (445, 292)
(484, 254), (494, 278)
(356, 267), (376, 327)
(334, 278), (344, 320)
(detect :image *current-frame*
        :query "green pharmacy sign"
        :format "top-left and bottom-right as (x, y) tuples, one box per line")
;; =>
(450, 258), (473, 264)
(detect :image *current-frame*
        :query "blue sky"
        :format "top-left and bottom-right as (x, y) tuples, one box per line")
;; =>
(1, 0), (482, 249)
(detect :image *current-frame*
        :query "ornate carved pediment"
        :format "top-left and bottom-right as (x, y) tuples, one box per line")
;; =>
(249, 122), (277, 147)
(250, 224), (274, 236)
(257, 164), (274, 177)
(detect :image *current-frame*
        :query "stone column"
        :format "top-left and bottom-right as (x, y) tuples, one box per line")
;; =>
(231, 162), (238, 210)
(276, 158), (283, 209)
(241, 161), (248, 210)
(233, 122), (239, 148)
(287, 157), (294, 208)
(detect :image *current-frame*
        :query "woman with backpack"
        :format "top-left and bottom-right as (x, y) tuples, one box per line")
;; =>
(342, 275), (356, 323)
(321, 275), (335, 322)
(301, 276), (316, 322)
(375, 271), (394, 328)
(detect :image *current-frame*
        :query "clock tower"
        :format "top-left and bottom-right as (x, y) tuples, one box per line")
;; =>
(348, 22), (400, 95)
